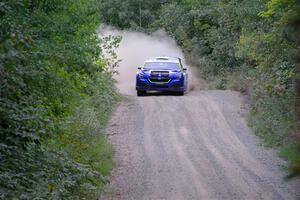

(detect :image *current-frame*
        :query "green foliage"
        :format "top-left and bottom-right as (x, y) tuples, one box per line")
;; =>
(249, 90), (296, 146)
(98, 0), (299, 176)
(279, 141), (300, 179)
(1, 0), (119, 199)
(98, 0), (169, 30)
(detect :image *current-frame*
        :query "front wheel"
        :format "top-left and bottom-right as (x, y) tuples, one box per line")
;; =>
(137, 90), (146, 96)
(177, 91), (184, 96)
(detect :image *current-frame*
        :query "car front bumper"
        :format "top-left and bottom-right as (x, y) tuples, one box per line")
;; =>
(136, 78), (185, 92)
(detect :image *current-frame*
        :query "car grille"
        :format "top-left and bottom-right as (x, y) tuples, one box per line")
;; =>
(149, 71), (170, 83)
(151, 71), (169, 78)
(149, 78), (170, 83)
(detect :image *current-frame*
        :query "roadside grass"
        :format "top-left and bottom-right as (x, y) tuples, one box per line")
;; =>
(206, 66), (255, 94)
(46, 74), (121, 198)
(66, 90), (119, 184)
(279, 142), (300, 168)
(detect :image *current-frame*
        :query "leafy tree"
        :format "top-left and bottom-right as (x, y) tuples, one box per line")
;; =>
(1, 0), (119, 198)
(98, 0), (169, 30)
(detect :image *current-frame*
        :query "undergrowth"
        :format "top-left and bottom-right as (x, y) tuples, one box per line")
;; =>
(0, 0), (120, 199)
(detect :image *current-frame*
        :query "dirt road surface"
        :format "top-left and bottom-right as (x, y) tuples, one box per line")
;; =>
(99, 27), (300, 200)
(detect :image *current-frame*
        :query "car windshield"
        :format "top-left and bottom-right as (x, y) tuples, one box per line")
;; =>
(143, 62), (180, 70)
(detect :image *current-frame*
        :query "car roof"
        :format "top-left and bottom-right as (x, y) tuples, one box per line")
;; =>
(145, 57), (180, 63)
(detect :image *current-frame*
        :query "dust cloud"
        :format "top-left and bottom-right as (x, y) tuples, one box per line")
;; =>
(98, 25), (202, 95)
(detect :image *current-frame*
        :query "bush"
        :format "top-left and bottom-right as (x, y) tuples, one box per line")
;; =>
(0, 0), (120, 198)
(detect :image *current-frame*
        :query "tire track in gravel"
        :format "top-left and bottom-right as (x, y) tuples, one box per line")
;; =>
(103, 91), (300, 199)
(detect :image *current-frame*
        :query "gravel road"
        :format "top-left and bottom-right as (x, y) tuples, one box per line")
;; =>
(104, 90), (300, 200)
(99, 26), (299, 199)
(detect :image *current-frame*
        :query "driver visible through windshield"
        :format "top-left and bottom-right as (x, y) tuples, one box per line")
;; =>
(143, 62), (180, 71)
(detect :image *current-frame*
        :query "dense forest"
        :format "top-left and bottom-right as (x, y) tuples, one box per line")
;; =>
(1, 0), (120, 199)
(98, 0), (300, 176)
(1, 0), (300, 199)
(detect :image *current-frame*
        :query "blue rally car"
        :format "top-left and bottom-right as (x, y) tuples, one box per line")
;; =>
(136, 57), (188, 96)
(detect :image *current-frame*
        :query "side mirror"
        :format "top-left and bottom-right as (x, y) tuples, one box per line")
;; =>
(137, 67), (142, 70)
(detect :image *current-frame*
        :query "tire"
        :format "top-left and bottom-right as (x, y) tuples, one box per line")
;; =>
(177, 91), (184, 96)
(137, 90), (146, 96)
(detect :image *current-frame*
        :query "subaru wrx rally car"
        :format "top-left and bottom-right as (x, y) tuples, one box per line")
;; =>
(136, 57), (188, 96)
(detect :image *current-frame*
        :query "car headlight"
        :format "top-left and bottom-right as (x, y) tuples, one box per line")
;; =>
(138, 72), (145, 79)
(175, 73), (182, 80)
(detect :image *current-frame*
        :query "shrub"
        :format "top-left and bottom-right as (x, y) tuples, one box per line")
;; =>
(0, 0), (120, 198)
